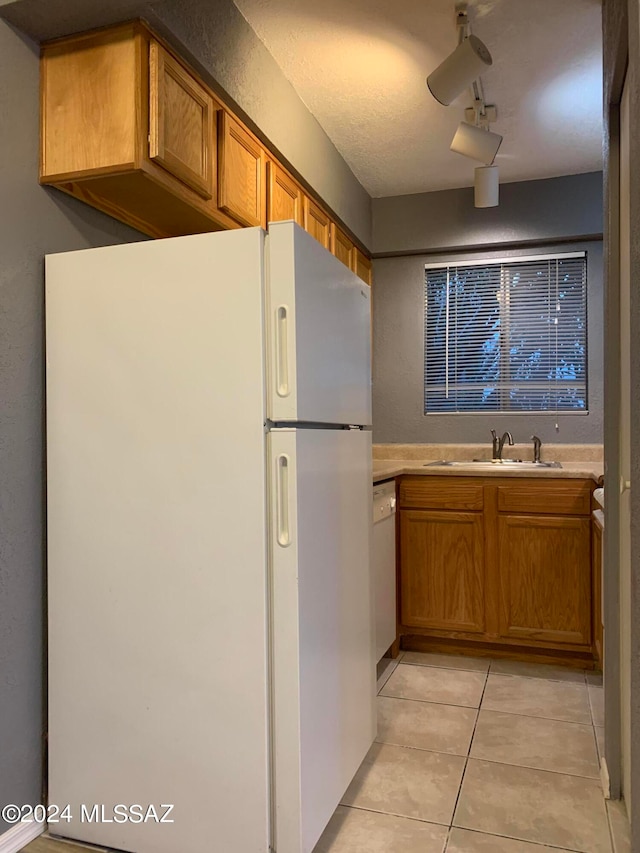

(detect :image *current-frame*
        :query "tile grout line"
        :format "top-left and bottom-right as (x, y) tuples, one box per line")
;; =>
(447, 667), (490, 831)
(381, 688), (592, 725)
(445, 824), (591, 853)
(402, 658), (588, 683)
(340, 802), (449, 828)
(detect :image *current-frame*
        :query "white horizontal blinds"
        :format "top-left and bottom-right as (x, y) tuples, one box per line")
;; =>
(424, 254), (587, 413)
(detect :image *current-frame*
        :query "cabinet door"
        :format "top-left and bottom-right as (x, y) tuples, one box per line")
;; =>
(400, 510), (484, 633)
(331, 223), (354, 269)
(353, 247), (372, 286)
(268, 162), (303, 225)
(498, 514), (591, 645)
(149, 40), (215, 199)
(303, 196), (331, 249)
(218, 112), (265, 227)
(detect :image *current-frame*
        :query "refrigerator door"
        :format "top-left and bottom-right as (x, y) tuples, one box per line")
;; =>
(46, 229), (271, 853)
(266, 221), (371, 426)
(268, 427), (375, 853)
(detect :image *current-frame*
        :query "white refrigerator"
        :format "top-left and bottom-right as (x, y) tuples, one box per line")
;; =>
(45, 221), (375, 853)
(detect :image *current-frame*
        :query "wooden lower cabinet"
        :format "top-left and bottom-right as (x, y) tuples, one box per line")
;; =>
(497, 514), (591, 646)
(398, 476), (596, 664)
(400, 509), (484, 633)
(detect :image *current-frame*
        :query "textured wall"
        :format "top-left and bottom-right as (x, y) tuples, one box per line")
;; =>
(372, 241), (603, 445)
(372, 172), (603, 256)
(0, 21), (144, 834)
(0, 0), (372, 247)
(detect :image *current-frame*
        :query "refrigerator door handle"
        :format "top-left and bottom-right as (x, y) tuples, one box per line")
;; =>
(276, 453), (292, 547)
(275, 305), (290, 398)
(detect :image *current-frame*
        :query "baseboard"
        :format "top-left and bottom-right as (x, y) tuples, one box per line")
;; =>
(0, 821), (44, 853)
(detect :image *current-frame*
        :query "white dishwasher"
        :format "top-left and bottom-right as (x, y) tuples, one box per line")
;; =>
(373, 480), (397, 662)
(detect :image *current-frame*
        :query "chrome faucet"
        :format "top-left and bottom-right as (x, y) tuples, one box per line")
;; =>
(491, 429), (514, 461)
(531, 435), (542, 463)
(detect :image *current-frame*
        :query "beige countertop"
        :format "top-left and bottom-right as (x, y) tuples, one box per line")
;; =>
(372, 444), (604, 484)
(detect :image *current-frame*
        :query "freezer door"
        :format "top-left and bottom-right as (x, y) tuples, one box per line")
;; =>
(266, 221), (371, 426)
(268, 427), (375, 853)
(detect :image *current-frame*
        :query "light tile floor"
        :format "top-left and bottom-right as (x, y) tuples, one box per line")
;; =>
(21, 653), (626, 853)
(317, 651), (620, 853)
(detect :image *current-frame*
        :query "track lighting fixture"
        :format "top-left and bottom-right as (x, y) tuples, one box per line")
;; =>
(450, 121), (502, 165)
(474, 165), (499, 208)
(426, 34), (492, 106)
(426, 2), (501, 208)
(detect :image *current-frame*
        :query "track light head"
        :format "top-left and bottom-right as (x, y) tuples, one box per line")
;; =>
(474, 165), (499, 208)
(426, 35), (492, 106)
(450, 121), (503, 165)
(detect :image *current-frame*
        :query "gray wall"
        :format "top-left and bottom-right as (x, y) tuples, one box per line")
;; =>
(372, 172), (603, 256)
(372, 172), (604, 445)
(0, 21), (145, 833)
(1, 0), (372, 248)
(0, 0), (374, 828)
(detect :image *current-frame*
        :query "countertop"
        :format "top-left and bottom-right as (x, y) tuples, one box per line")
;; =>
(373, 459), (604, 484)
(372, 443), (604, 484)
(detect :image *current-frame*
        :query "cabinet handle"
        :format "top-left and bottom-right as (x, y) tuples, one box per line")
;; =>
(276, 454), (291, 547)
(275, 305), (290, 398)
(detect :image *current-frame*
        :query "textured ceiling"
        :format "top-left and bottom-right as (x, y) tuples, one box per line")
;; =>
(232, 0), (603, 197)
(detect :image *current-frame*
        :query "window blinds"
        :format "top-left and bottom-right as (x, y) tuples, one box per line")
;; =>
(424, 253), (588, 414)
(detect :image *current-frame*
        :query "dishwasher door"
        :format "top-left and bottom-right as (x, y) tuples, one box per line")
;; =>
(373, 480), (397, 662)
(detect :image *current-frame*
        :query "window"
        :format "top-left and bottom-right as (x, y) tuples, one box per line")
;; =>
(424, 253), (588, 414)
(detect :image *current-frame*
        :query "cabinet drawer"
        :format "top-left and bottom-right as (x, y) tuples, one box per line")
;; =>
(497, 481), (592, 516)
(399, 477), (484, 511)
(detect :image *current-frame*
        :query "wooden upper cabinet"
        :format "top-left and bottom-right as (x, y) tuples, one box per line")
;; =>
(331, 223), (354, 269)
(353, 247), (373, 286)
(40, 20), (371, 250)
(40, 22), (239, 237)
(497, 514), (591, 646)
(303, 196), (331, 249)
(218, 112), (265, 228)
(40, 26), (140, 179)
(149, 41), (215, 200)
(268, 161), (303, 225)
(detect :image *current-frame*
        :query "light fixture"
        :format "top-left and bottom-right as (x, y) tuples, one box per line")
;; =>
(474, 165), (499, 208)
(426, 34), (492, 106)
(450, 121), (502, 164)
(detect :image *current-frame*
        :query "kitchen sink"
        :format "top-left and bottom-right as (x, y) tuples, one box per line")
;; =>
(423, 460), (563, 469)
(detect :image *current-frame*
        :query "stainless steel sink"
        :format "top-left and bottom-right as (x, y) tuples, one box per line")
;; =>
(423, 460), (563, 469)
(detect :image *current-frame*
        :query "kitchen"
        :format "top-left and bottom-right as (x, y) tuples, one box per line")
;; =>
(0, 1), (635, 853)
